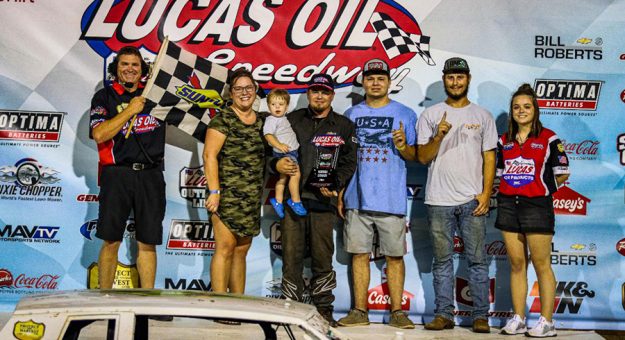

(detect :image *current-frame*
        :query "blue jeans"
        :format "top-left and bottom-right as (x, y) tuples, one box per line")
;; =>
(427, 200), (489, 320)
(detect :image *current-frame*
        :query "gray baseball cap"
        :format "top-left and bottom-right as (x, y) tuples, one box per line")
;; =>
(442, 57), (470, 74)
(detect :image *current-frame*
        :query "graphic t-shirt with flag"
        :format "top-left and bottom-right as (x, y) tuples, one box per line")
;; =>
(343, 100), (417, 216)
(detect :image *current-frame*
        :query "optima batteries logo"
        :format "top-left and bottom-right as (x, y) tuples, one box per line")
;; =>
(166, 219), (215, 253)
(0, 158), (62, 202)
(534, 79), (602, 110)
(0, 110), (64, 142)
(80, 0), (435, 91)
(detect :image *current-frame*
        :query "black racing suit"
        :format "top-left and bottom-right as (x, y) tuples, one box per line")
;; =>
(271, 106), (357, 313)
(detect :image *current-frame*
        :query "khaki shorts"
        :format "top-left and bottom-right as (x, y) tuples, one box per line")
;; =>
(343, 209), (406, 257)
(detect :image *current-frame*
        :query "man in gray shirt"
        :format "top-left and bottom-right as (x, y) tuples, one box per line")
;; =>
(416, 57), (497, 333)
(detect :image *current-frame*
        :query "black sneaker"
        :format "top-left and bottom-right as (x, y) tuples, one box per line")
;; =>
(318, 308), (338, 327)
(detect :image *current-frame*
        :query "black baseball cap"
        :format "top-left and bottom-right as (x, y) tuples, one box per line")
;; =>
(442, 57), (470, 74)
(308, 73), (335, 92)
(363, 58), (390, 77)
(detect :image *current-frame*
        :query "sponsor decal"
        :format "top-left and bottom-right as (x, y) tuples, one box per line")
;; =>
(264, 277), (312, 303)
(13, 320), (45, 340)
(269, 222), (282, 256)
(529, 281), (595, 314)
(175, 72), (228, 110)
(406, 184), (423, 200)
(179, 166), (206, 208)
(534, 35), (602, 60)
(0, 158), (63, 202)
(616, 238), (625, 257)
(620, 54), (625, 60)
(0, 269), (60, 293)
(619, 134), (625, 166)
(367, 282), (414, 311)
(502, 156), (535, 188)
(80, 0), (434, 92)
(455, 277), (495, 306)
(621, 89), (625, 104)
(87, 262), (138, 289)
(311, 135), (345, 147)
(0, 110), (64, 146)
(534, 79), (602, 111)
(165, 219), (215, 254)
(551, 242), (596, 266)
(0, 224), (60, 244)
(562, 139), (601, 160)
(164, 278), (211, 291)
(80, 219), (134, 241)
(76, 193), (99, 203)
(552, 185), (591, 215)
(454, 237), (506, 259)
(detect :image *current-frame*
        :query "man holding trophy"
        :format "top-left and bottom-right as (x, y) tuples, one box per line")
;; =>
(273, 73), (358, 326)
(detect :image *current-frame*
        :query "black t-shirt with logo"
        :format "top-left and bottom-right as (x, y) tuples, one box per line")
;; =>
(89, 82), (165, 166)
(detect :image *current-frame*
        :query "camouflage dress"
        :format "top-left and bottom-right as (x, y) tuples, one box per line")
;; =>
(208, 107), (265, 237)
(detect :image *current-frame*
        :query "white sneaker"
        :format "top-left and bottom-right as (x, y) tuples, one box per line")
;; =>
(501, 314), (527, 335)
(526, 316), (557, 337)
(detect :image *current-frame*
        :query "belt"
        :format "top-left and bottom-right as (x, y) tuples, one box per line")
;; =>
(117, 162), (160, 171)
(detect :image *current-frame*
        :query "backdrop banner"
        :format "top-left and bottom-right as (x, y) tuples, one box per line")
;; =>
(1, 0), (624, 330)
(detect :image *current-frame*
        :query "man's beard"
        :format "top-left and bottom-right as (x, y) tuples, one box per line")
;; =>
(310, 103), (329, 114)
(444, 86), (469, 101)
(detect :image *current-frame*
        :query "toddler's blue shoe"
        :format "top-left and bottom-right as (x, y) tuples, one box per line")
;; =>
(287, 198), (308, 216)
(269, 198), (285, 219)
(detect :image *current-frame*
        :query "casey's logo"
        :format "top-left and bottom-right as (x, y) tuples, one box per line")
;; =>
(80, 0), (434, 91)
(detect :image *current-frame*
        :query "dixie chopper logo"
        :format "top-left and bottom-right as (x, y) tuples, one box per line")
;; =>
(80, 0), (435, 91)
(179, 166), (207, 208)
(0, 158), (62, 202)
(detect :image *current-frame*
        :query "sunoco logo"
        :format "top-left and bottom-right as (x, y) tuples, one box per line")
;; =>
(0, 158), (63, 202)
(534, 79), (602, 110)
(80, 0), (435, 91)
(179, 166), (206, 208)
(166, 219), (214, 252)
(529, 281), (595, 314)
(0, 110), (64, 142)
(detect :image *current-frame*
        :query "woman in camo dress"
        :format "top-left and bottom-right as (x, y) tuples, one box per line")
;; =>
(203, 68), (265, 294)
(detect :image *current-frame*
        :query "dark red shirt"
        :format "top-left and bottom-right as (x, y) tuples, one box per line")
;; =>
(89, 82), (165, 166)
(496, 128), (569, 197)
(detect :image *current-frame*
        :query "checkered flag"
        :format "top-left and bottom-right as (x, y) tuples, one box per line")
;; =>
(369, 12), (435, 66)
(142, 37), (262, 141)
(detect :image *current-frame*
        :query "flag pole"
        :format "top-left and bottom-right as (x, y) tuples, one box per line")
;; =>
(125, 36), (170, 139)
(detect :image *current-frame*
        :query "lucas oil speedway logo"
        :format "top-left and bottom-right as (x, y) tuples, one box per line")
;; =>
(80, 0), (434, 91)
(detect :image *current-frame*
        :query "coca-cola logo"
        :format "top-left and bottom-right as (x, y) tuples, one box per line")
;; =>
(561, 140), (599, 155)
(367, 282), (413, 311)
(616, 238), (625, 257)
(13, 274), (60, 289)
(0, 269), (14, 288)
(0, 270), (59, 290)
(486, 240), (507, 256)
(552, 186), (590, 215)
(80, 0), (435, 91)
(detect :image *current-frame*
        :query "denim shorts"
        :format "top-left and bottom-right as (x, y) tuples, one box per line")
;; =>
(344, 209), (406, 257)
(273, 150), (298, 163)
(495, 194), (555, 234)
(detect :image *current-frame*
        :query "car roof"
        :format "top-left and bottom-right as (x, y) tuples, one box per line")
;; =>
(13, 289), (317, 323)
